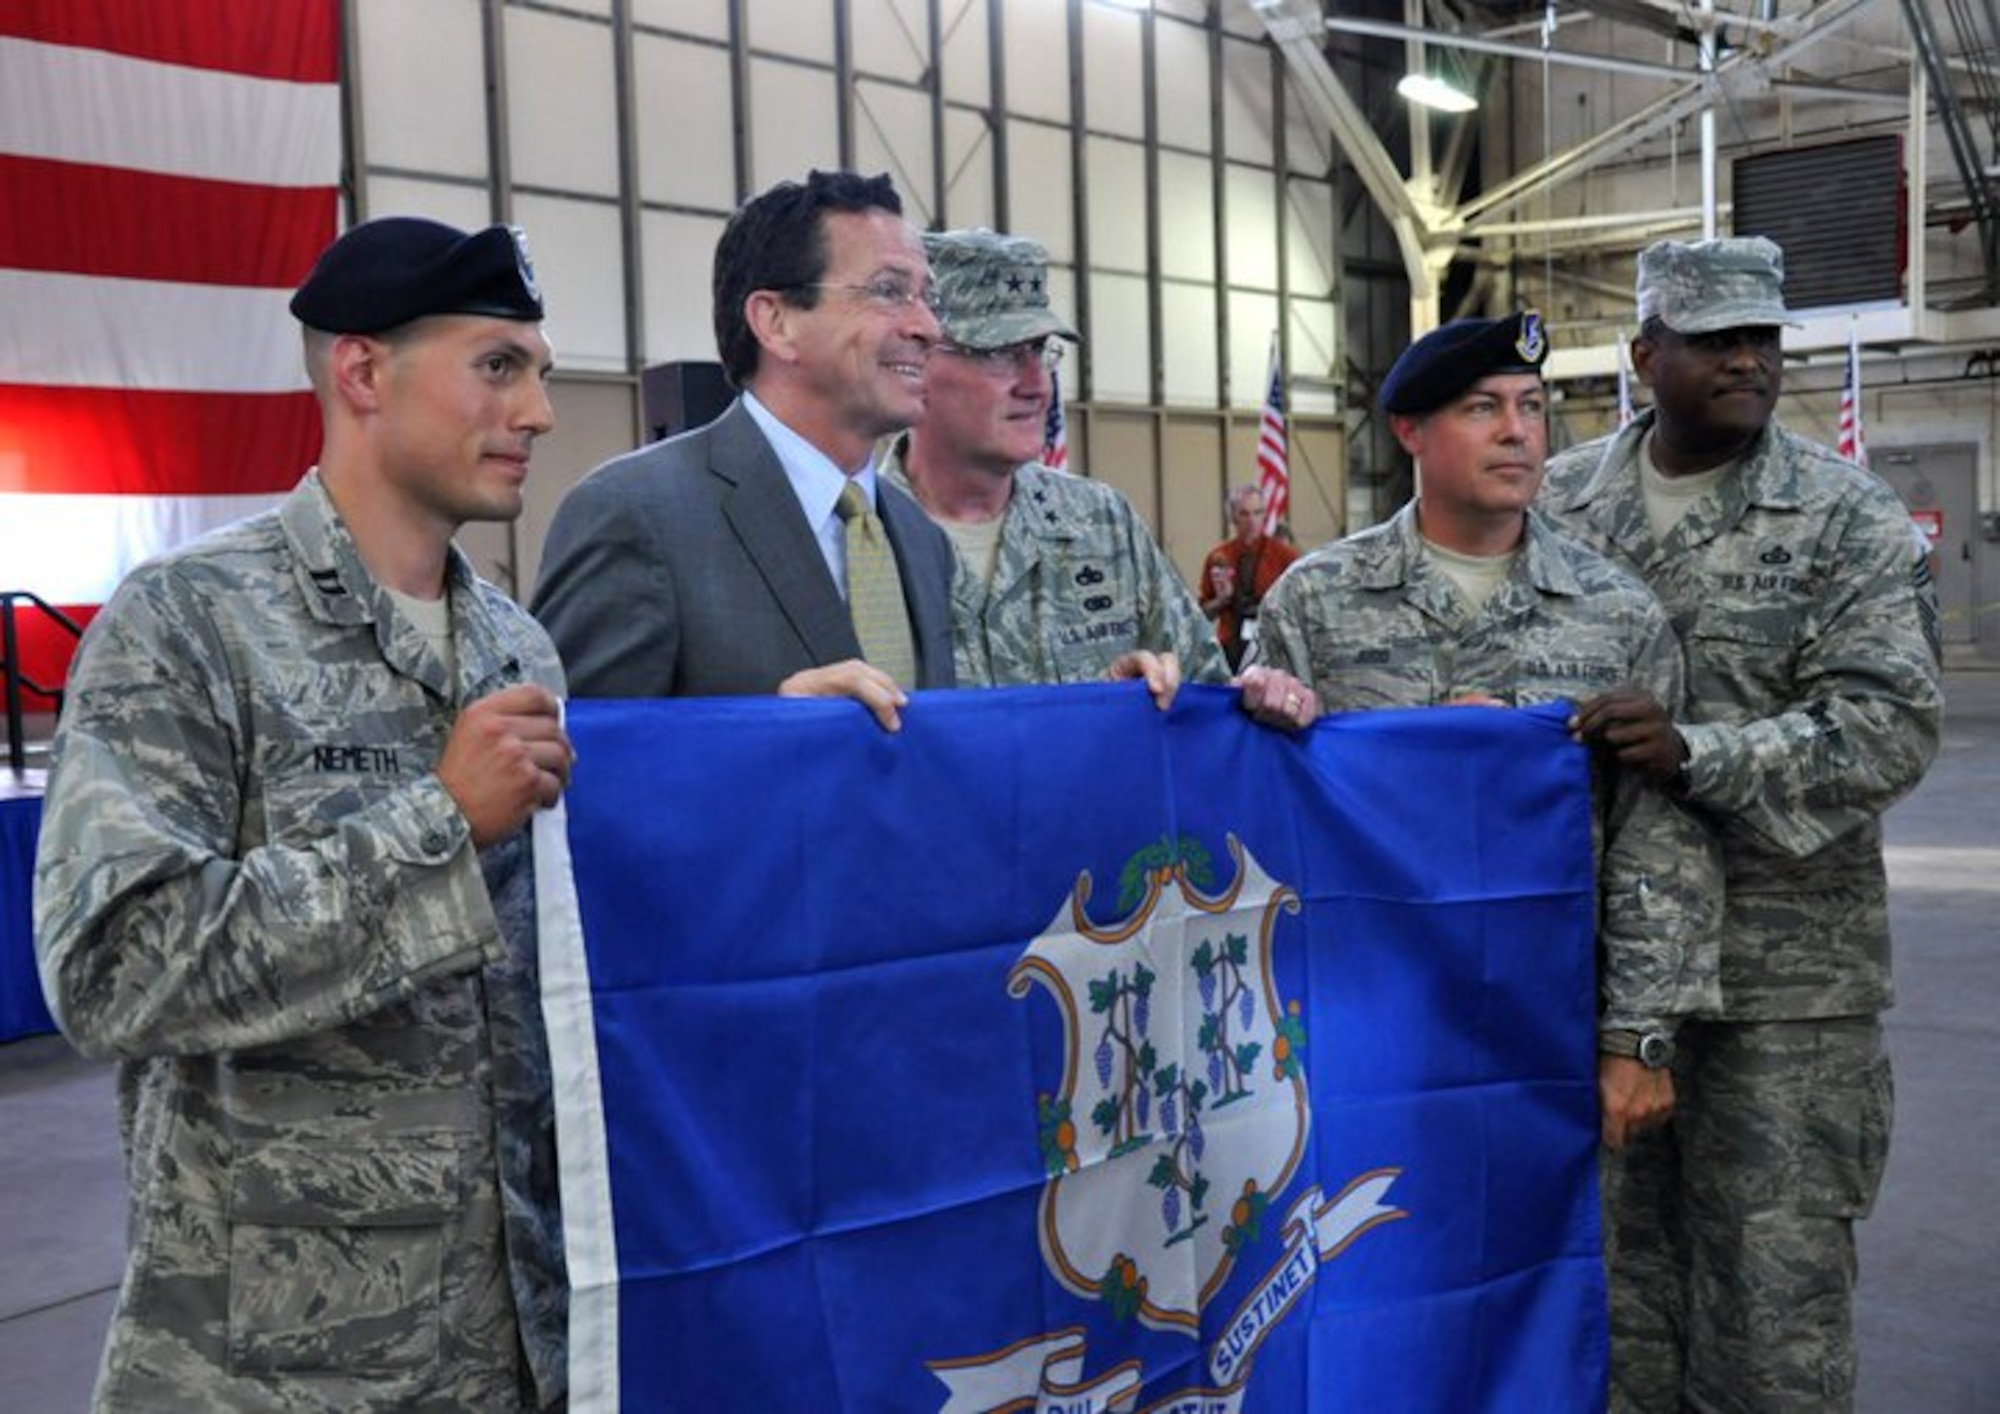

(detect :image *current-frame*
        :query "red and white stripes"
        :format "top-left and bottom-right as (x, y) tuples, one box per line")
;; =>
(1255, 335), (1288, 538)
(1837, 319), (1867, 468)
(0, 1), (339, 687)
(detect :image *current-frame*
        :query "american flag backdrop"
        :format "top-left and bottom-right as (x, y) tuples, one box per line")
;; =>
(1256, 335), (1288, 538)
(0, 1), (340, 703)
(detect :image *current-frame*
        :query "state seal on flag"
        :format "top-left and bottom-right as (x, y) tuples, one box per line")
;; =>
(928, 835), (1408, 1409)
(1007, 835), (1310, 1334)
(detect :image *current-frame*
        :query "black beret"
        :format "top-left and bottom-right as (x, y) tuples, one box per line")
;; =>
(1380, 311), (1549, 415)
(290, 217), (544, 334)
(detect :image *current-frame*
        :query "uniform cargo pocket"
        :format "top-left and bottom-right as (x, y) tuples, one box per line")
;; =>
(1797, 1036), (1893, 1220)
(226, 1136), (460, 1375)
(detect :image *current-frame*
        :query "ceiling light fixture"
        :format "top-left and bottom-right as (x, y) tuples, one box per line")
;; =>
(1397, 71), (1478, 113)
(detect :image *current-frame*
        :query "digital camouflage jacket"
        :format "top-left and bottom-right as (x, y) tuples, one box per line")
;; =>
(1257, 502), (1724, 1037)
(35, 472), (568, 1411)
(884, 445), (1228, 688)
(1542, 412), (1942, 1019)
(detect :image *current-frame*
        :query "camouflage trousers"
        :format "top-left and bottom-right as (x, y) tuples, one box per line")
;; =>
(1600, 1016), (1893, 1414)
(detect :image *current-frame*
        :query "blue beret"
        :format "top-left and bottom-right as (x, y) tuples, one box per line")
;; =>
(290, 217), (544, 334)
(1380, 311), (1549, 415)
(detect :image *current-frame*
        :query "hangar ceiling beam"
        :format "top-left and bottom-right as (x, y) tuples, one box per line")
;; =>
(1250, 0), (1453, 329)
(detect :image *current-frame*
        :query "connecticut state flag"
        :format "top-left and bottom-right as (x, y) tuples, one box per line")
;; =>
(535, 684), (1608, 1412)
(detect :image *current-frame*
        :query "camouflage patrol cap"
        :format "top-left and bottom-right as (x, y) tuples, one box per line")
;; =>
(290, 216), (544, 334)
(1636, 236), (1794, 335)
(924, 228), (1081, 350)
(1380, 310), (1548, 416)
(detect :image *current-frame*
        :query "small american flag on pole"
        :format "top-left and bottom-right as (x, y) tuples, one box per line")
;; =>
(1837, 319), (1867, 467)
(1257, 334), (1289, 537)
(1041, 364), (1069, 471)
(1616, 333), (1636, 427)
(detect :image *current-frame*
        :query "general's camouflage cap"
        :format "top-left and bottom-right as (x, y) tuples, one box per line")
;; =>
(924, 229), (1080, 350)
(290, 217), (544, 334)
(1380, 311), (1548, 416)
(1636, 236), (1794, 335)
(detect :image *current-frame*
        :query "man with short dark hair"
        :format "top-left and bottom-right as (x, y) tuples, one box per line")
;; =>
(533, 169), (956, 729)
(1199, 482), (1300, 672)
(36, 216), (574, 1410)
(1257, 310), (1721, 1156)
(1545, 236), (1942, 1414)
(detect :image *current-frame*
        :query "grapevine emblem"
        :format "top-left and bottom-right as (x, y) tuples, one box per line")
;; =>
(1009, 835), (1307, 1332)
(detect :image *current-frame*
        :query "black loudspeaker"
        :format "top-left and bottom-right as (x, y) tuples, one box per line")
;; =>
(640, 360), (733, 443)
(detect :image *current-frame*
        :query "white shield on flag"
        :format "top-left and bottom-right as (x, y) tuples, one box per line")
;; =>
(1008, 836), (1309, 1333)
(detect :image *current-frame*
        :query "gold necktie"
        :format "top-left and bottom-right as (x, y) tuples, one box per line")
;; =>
(835, 480), (918, 685)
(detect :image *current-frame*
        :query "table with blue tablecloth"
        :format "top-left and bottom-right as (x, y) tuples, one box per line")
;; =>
(1, 792), (54, 1042)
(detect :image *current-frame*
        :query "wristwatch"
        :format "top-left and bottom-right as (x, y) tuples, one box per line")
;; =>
(1600, 1029), (1676, 1069)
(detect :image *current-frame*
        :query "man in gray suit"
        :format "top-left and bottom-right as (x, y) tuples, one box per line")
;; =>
(532, 170), (955, 729)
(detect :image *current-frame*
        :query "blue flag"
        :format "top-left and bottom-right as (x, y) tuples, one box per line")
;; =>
(536, 684), (1607, 1412)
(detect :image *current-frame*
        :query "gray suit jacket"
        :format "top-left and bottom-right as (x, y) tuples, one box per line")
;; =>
(532, 398), (957, 697)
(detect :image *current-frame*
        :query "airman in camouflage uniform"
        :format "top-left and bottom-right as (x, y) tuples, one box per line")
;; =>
(881, 436), (1225, 688)
(34, 219), (574, 1411)
(1258, 311), (1723, 1155)
(884, 229), (1329, 727)
(1545, 237), (1943, 1413)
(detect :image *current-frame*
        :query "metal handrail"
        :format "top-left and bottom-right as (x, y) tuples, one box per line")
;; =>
(2, 590), (83, 775)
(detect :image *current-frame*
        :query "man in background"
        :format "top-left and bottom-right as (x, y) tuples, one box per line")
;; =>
(1546, 237), (1942, 1413)
(883, 227), (1314, 729)
(1200, 481), (1300, 672)
(36, 217), (573, 1410)
(533, 169), (955, 730)
(1257, 310), (1721, 1156)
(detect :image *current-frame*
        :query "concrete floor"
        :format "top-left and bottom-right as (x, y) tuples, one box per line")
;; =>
(1, 671), (1993, 1411)
(1851, 664), (2000, 1413)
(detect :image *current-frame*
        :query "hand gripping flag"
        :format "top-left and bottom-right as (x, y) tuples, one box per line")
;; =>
(537, 685), (1609, 1413)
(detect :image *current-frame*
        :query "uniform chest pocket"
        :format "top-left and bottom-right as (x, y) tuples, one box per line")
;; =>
(226, 1136), (461, 1375)
(249, 666), (440, 846)
(1686, 616), (1803, 717)
(1044, 597), (1143, 680)
(258, 741), (424, 848)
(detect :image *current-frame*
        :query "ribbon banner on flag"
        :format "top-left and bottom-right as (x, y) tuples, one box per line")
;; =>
(537, 686), (1608, 1413)
(0, 0), (338, 700)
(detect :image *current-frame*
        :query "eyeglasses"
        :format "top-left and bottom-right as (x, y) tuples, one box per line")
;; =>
(776, 276), (942, 315)
(935, 340), (1065, 374)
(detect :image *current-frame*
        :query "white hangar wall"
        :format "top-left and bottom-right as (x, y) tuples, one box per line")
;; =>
(344, 0), (1349, 596)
